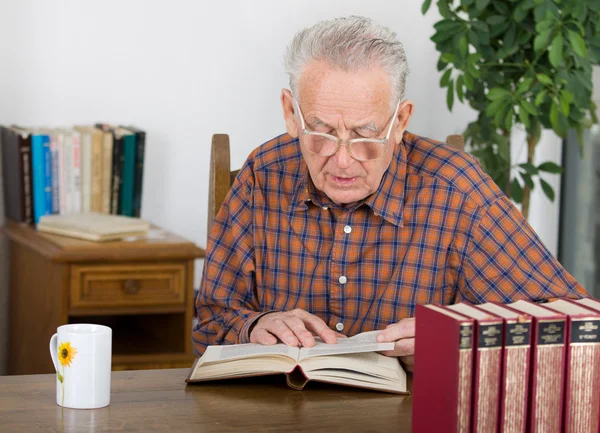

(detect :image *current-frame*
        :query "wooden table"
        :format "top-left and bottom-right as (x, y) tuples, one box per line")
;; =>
(0, 368), (413, 432)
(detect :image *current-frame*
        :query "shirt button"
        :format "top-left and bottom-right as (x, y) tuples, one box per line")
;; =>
(343, 225), (352, 234)
(322, 206), (328, 210)
(338, 276), (347, 284)
(336, 322), (344, 332)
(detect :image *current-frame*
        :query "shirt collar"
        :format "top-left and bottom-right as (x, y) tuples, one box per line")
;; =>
(290, 134), (408, 226)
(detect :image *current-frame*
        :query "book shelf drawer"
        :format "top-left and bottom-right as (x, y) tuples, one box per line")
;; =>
(70, 263), (186, 310)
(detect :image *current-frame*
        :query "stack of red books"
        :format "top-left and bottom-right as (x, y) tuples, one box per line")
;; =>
(412, 298), (600, 433)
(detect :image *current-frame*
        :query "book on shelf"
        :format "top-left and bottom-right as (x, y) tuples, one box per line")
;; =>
(412, 304), (474, 433)
(545, 299), (600, 433)
(476, 302), (532, 433)
(1, 123), (146, 225)
(0, 126), (33, 223)
(505, 300), (567, 433)
(122, 125), (145, 218)
(36, 212), (150, 242)
(186, 330), (408, 394)
(447, 303), (503, 433)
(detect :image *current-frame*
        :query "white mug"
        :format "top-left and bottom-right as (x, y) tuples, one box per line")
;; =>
(49, 324), (112, 409)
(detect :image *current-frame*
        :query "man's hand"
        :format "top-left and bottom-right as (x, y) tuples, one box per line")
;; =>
(250, 309), (338, 347)
(376, 318), (415, 372)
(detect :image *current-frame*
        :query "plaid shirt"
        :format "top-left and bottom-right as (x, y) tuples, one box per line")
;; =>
(193, 131), (587, 354)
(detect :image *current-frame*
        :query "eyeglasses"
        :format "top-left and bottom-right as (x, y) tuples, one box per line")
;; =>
(293, 97), (400, 161)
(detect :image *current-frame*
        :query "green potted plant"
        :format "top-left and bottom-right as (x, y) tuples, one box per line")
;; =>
(422, 0), (599, 219)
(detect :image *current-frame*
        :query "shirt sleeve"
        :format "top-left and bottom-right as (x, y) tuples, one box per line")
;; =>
(458, 195), (589, 303)
(192, 162), (264, 355)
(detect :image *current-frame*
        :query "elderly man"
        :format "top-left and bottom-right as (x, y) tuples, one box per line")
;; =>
(193, 16), (587, 371)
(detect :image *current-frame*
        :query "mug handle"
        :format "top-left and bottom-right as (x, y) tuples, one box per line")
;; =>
(49, 333), (60, 372)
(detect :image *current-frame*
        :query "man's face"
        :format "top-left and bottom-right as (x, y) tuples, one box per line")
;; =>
(283, 60), (412, 205)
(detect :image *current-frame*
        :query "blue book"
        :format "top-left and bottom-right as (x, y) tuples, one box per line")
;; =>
(31, 132), (52, 223)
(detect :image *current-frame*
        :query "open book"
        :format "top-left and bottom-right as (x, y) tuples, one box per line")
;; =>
(186, 331), (408, 394)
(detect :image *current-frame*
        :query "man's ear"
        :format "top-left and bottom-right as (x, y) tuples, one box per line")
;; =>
(393, 99), (414, 144)
(281, 89), (299, 138)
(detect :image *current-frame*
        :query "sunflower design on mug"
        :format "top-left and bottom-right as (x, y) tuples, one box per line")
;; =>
(56, 341), (77, 406)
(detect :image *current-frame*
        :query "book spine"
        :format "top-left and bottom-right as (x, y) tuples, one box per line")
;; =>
(110, 135), (123, 214)
(80, 132), (91, 213)
(120, 134), (135, 216)
(529, 319), (566, 433)
(42, 135), (53, 216)
(0, 127), (29, 222)
(132, 130), (145, 217)
(563, 318), (600, 433)
(56, 133), (66, 214)
(90, 131), (103, 212)
(472, 322), (502, 433)
(62, 133), (73, 214)
(71, 132), (82, 214)
(21, 137), (33, 223)
(457, 325), (474, 433)
(31, 134), (49, 223)
(101, 132), (113, 214)
(499, 321), (531, 433)
(50, 134), (60, 214)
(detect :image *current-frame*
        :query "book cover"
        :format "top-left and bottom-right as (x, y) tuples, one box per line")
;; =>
(1, 126), (33, 223)
(546, 299), (600, 433)
(505, 300), (567, 433)
(122, 125), (145, 218)
(476, 302), (532, 433)
(37, 212), (150, 242)
(448, 303), (503, 433)
(413, 304), (474, 433)
(95, 124), (123, 215)
(186, 331), (406, 394)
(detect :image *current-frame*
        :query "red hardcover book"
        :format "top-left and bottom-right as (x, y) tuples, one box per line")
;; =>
(476, 303), (532, 433)
(506, 300), (567, 433)
(448, 303), (503, 433)
(413, 304), (475, 433)
(547, 299), (600, 433)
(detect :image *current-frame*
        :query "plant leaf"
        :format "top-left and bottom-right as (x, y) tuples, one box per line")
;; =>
(458, 35), (468, 58)
(447, 79), (455, 111)
(520, 171), (535, 189)
(519, 163), (539, 175)
(520, 99), (538, 116)
(537, 161), (563, 173)
(486, 15), (506, 25)
(440, 68), (452, 87)
(559, 91), (571, 116)
(536, 74), (553, 85)
(517, 77), (534, 94)
(535, 89), (547, 106)
(549, 33), (563, 68)
(534, 28), (553, 51)
(511, 178), (524, 203)
(464, 73), (474, 91)
(487, 87), (512, 100)
(476, 0), (491, 10)
(422, 0), (432, 14)
(441, 52), (458, 64)
(57, 371), (64, 383)
(567, 30), (588, 57)
(540, 178), (555, 201)
(456, 75), (465, 102)
(518, 108), (530, 128)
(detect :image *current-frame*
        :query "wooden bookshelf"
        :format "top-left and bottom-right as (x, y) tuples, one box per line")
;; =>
(3, 221), (205, 375)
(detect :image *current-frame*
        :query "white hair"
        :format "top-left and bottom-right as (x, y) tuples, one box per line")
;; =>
(284, 16), (410, 109)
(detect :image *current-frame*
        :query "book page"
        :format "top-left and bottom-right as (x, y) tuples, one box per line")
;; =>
(199, 342), (300, 364)
(298, 330), (394, 361)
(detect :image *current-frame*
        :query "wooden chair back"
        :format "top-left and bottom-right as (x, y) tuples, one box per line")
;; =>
(208, 133), (465, 234)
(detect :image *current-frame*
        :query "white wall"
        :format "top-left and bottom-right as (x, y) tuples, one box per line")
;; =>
(0, 0), (570, 373)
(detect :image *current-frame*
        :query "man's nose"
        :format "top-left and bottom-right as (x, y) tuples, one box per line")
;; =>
(331, 143), (355, 169)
